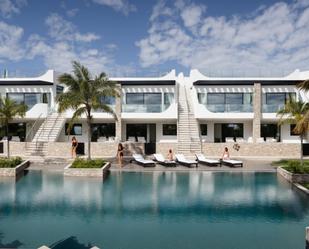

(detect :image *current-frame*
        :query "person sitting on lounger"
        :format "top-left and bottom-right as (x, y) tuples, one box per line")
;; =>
(222, 147), (230, 160)
(167, 149), (173, 161)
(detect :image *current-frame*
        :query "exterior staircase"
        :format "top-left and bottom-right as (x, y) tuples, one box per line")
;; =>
(25, 112), (66, 156)
(177, 84), (201, 156)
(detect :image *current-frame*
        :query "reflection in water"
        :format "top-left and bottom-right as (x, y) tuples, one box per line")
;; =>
(50, 236), (92, 249)
(0, 171), (309, 249)
(0, 233), (23, 248)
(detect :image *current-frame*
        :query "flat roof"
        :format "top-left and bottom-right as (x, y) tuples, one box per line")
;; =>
(0, 80), (53, 86)
(193, 80), (303, 86)
(119, 80), (176, 86)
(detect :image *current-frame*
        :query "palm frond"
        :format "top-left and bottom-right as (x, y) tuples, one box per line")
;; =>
(297, 79), (309, 91)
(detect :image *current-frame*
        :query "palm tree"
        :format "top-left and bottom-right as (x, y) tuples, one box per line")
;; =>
(277, 99), (309, 165)
(0, 97), (27, 158)
(57, 61), (119, 160)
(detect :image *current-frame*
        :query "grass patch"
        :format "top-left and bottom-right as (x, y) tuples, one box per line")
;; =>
(0, 157), (23, 168)
(272, 159), (309, 174)
(71, 159), (106, 169)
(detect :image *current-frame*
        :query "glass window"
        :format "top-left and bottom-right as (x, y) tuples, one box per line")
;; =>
(24, 93), (41, 109)
(91, 123), (115, 141)
(198, 93), (207, 104)
(7, 93), (24, 104)
(3, 123), (26, 141)
(126, 93), (143, 104)
(65, 123), (82, 135)
(261, 124), (280, 141)
(100, 96), (115, 105)
(222, 123), (243, 141)
(163, 124), (177, 136)
(266, 93), (285, 105)
(243, 93), (253, 104)
(207, 93), (225, 104)
(200, 124), (207, 136)
(56, 85), (64, 96)
(126, 124), (147, 141)
(42, 93), (50, 105)
(290, 124), (300, 136)
(144, 93), (161, 105)
(164, 93), (174, 105)
(225, 93), (243, 104)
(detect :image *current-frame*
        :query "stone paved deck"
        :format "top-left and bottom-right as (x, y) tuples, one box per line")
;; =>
(28, 157), (276, 172)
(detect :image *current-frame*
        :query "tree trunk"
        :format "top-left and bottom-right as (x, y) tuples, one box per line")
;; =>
(87, 115), (92, 160)
(300, 134), (304, 166)
(6, 123), (9, 158)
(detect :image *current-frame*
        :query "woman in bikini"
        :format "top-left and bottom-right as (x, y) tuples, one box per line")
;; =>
(71, 136), (78, 158)
(222, 147), (230, 160)
(117, 143), (124, 167)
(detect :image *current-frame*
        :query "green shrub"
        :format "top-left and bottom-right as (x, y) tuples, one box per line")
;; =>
(272, 159), (309, 167)
(71, 158), (106, 168)
(0, 157), (23, 168)
(282, 160), (309, 174)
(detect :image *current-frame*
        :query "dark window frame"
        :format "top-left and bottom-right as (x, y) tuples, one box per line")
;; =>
(65, 123), (82, 136)
(200, 124), (207, 136)
(162, 124), (177, 136)
(265, 92), (296, 105)
(126, 93), (162, 105)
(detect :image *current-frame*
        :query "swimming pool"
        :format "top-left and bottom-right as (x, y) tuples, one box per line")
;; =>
(0, 171), (308, 249)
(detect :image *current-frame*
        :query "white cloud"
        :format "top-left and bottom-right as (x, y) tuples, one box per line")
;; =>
(91, 0), (136, 15)
(45, 13), (100, 43)
(0, 21), (25, 60)
(137, 0), (309, 76)
(0, 0), (27, 18)
(0, 13), (129, 75)
(66, 8), (79, 17)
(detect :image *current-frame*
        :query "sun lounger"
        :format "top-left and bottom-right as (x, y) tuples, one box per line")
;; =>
(153, 154), (176, 167)
(221, 159), (243, 167)
(195, 154), (220, 166)
(132, 154), (155, 167)
(175, 154), (198, 168)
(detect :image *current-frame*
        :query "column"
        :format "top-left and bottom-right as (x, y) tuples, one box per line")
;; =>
(115, 84), (122, 142)
(253, 82), (261, 143)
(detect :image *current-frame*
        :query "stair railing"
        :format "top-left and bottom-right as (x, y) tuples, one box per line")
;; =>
(25, 113), (44, 150)
(184, 86), (202, 153)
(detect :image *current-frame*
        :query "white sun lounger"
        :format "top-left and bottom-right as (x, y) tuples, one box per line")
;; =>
(221, 159), (243, 167)
(132, 154), (155, 167)
(175, 154), (198, 168)
(195, 154), (220, 167)
(153, 154), (176, 167)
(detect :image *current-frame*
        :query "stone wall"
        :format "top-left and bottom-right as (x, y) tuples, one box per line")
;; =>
(253, 82), (261, 142)
(202, 142), (301, 158)
(156, 142), (178, 155)
(0, 160), (30, 177)
(1, 141), (27, 157)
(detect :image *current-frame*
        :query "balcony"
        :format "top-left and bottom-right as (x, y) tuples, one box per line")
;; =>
(122, 104), (163, 113)
(206, 104), (253, 113)
(262, 104), (284, 113)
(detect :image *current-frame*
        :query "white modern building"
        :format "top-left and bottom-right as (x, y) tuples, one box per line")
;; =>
(0, 69), (308, 158)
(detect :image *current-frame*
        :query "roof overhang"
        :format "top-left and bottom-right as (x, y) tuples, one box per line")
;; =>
(119, 80), (176, 86)
(193, 80), (303, 86)
(0, 80), (53, 86)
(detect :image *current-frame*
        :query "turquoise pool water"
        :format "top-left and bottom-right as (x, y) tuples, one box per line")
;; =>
(0, 171), (308, 249)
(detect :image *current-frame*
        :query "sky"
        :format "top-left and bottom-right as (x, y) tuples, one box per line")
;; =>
(0, 0), (309, 77)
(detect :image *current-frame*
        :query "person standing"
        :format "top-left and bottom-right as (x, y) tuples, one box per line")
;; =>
(71, 136), (78, 158)
(117, 143), (124, 167)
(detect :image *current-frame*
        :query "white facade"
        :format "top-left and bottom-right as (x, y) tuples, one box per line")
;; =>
(1, 68), (309, 148)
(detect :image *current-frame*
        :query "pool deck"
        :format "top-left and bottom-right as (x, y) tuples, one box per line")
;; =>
(27, 157), (277, 173)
